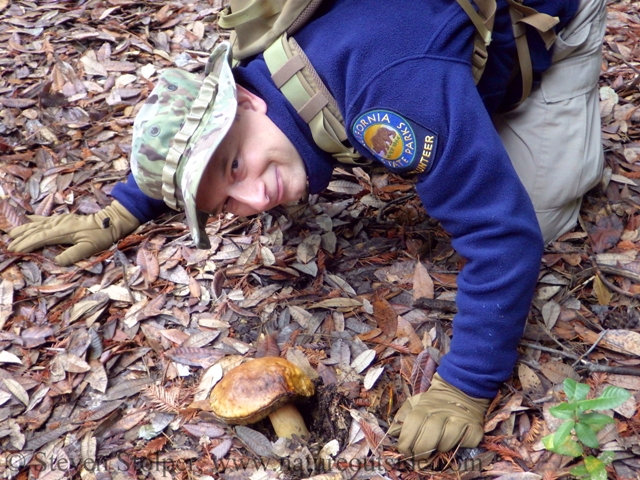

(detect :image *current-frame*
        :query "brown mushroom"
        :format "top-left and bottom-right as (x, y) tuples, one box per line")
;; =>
(209, 356), (315, 439)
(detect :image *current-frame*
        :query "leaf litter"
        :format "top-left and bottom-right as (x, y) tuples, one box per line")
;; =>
(0, 0), (640, 479)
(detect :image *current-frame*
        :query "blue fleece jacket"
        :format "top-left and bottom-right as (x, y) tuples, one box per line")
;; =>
(113, 0), (578, 398)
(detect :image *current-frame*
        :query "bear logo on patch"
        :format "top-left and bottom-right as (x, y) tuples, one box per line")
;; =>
(370, 127), (397, 157)
(351, 109), (438, 175)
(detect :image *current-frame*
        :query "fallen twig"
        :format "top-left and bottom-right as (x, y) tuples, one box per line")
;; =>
(520, 341), (640, 376)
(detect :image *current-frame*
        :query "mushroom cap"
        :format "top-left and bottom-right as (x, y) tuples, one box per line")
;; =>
(209, 356), (315, 425)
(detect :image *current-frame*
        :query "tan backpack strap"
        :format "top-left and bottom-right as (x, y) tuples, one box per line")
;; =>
(508, 3), (534, 105)
(456, 0), (496, 84)
(264, 34), (368, 165)
(456, 0), (494, 45)
(218, 0), (282, 29)
(506, 0), (559, 106)
(219, 0), (325, 61)
(507, 0), (559, 49)
(287, 0), (324, 35)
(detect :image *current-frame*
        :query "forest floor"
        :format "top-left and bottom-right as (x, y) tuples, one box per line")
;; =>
(1, 1), (640, 479)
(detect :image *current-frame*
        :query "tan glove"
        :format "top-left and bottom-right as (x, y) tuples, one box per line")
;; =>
(388, 373), (490, 460)
(7, 200), (140, 266)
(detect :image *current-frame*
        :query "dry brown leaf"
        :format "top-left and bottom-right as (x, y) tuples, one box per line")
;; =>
(492, 473), (542, 480)
(286, 348), (320, 379)
(484, 393), (526, 432)
(226, 300), (260, 317)
(160, 328), (190, 346)
(260, 245), (276, 266)
(588, 214), (624, 253)
(413, 261), (435, 301)
(2, 377), (29, 406)
(211, 438), (233, 460)
(600, 329), (640, 357)
(100, 285), (133, 302)
(326, 179), (364, 195)
(0, 279), (14, 331)
(541, 300), (561, 330)
(518, 364), (544, 398)
(350, 349), (376, 374)
(410, 349), (436, 395)
(58, 353), (91, 373)
(85, 360), (108, 393)
(606, 374), (640, 391)
(0, 351), (21, 365)
(255, 332), (280, 358)
(104, 410), (147, 436)
(593, 274), (612, 305)
(80, 433), (97, 471)
(297, 233), (321, 264)
(325, 273), (357, 296)
(80, 50), (108, 76)
(182, 422), (225, 438)
(34, 192), (54, 216)
(164, 347), (224, 368)
(0, 199), (27, 232)
(396, 315), (423, 354)
(103, 60), (137, 72)
(137, 246), (160, 284)
(182, 330), (221, 348)
(372, 295), (398, 338)
(103, 378), (153, 401)
(308, 298), (363, 309)
(132, 436), (169, 458)
(539, 360), (579, 384)
(357, 418), (383, 453)
(241, 284), (282, 308)
(0, 96), (38, 108)
(363, 366), (385, 390)
(235, 425), (276, 458)
(21, 326), (54, 349)
(67, 293), (109, 324)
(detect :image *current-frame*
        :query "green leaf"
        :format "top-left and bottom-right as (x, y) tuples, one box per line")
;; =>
(589, 467), (608, 480)
(564, 378), (591, 402)
(541, 433), (556, 451)
(550, 402), (578, 419)
(584, 456), (608, 480)
(575, 382), (591, 402)
(563, 378), (579, 401)
(598, 451), (615, 465)
(578, 412), (615, 427)
(554, 437), (584, 457)
(553, 420), (575, 447)
(584, 456), (602, 471)
(571, 464), (589, 478)
(577, 386), (631, 411)
(575, 422), (600, 448)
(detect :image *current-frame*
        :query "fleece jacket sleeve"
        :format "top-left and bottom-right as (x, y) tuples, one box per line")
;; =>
(110, 173), (170, 224)
(346, 59), (544, 399)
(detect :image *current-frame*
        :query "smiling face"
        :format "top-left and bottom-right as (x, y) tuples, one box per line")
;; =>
(195, 85), (308, 217)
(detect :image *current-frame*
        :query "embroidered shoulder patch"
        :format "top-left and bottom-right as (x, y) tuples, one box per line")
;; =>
(351, 109), (438, 175)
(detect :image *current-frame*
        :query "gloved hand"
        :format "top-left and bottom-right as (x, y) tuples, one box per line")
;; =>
(388, 373), (490, 460)
(7, 200), (140, 266)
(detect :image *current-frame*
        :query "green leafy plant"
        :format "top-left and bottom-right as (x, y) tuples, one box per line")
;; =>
(541, 378), (631, 480)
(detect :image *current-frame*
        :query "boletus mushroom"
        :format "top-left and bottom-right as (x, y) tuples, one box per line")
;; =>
(209, 356), (314, 439)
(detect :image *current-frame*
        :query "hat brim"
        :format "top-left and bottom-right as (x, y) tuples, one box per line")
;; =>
(177, 44), (237, 249)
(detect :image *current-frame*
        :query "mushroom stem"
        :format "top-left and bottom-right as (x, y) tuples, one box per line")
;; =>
(268, 403), (309, 439)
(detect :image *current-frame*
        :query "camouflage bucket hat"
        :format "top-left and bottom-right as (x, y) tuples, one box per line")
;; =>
(131, 41), (237, 249)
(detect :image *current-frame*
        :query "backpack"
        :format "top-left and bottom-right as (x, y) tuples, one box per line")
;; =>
(217, 0), (559, 166)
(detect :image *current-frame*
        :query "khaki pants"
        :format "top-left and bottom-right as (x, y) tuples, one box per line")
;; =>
(494, 0), (607, 244)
